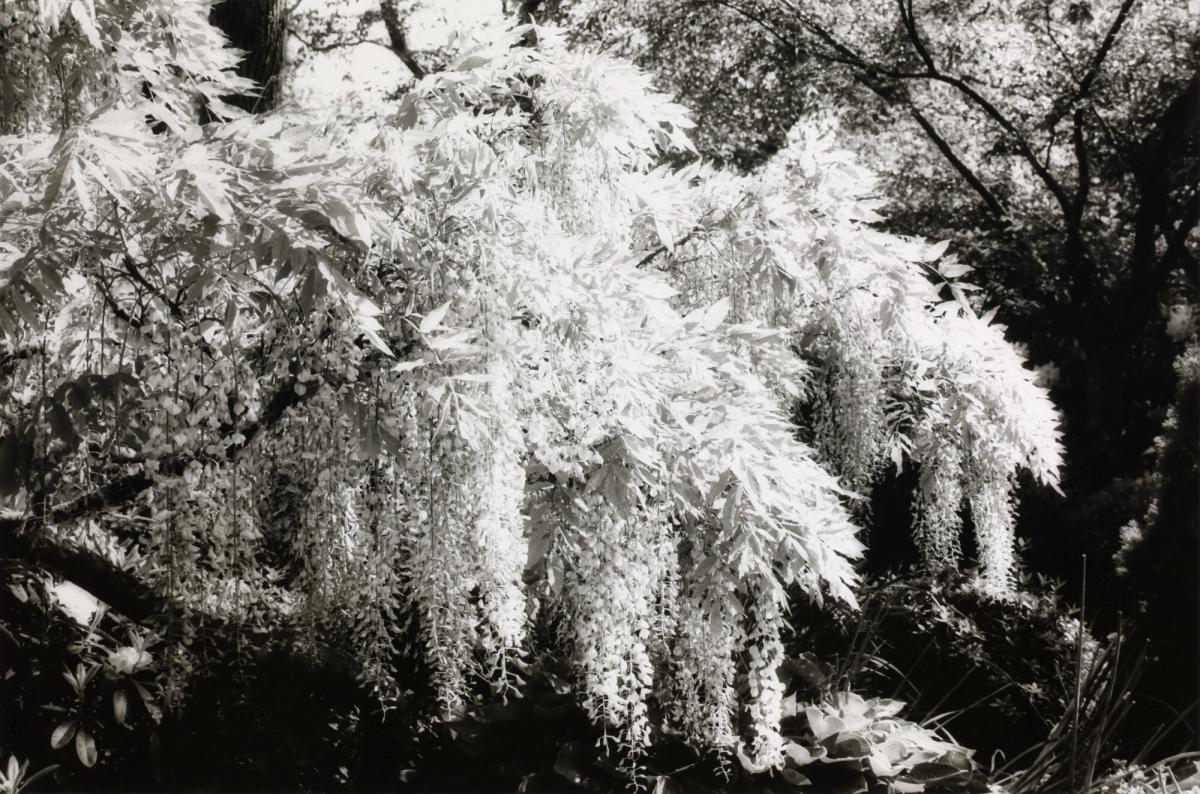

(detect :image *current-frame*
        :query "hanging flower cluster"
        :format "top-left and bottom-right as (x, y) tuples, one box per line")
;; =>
(0, 4), (1062, 775)
(627, 121), (1064, 592)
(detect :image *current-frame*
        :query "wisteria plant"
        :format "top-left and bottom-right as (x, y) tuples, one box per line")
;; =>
(0, 0), (1062, 779)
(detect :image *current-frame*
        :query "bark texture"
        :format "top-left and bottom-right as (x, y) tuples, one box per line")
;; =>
(210, 0), (289, 113)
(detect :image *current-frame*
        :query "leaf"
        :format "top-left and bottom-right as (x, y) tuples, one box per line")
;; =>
(133, 682), (162, 723)
(934, 748), (973, 772)
(113, 689), (128, 725)
(918, 239), (950, 262)
(75, 729), (96, 767)
(654, 215), (674, 249)
(42, 147), (74, 209)
(38, 262), (66, 297)
(867, 748), (897, 777)
(948, 284), (975, 317)
(701, 297), (730, 332)
(50, 722), (76, 749)
(420, 300), (452, 334)
(298, 266), (322, 313)
(637, 275), (677, 300)
(906, 762), (970, 784)
(20, 763), (59, 790)
(390, 360), (426, 374)
(193, 176), (233, 221)
(779, 767), (811, 787)
(783, 741), (826, 766)
(823, 732), (871, 760)
(393, 95), (420, 129)
(452, 50), (492, 72)
(426, 330), (481, 354)
(546, 556), (564, 597)
(938, 261), (973, 279)
(324, 197), (372, 244)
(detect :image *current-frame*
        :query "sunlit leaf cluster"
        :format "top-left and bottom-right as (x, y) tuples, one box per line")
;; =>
(1, 1), (1060, 773)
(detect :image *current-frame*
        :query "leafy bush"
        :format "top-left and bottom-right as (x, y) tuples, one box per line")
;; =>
(785, 572), (1098, 759)
(764, 691), (990, 794)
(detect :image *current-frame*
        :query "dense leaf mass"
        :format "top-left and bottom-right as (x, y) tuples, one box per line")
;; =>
(1, 0), (1061, 778)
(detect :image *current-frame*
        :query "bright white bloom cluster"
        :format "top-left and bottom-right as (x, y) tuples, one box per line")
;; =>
(0, 6), (1062, 773)
(632, 121), (1063, 592)
(561, 495), (660, 753)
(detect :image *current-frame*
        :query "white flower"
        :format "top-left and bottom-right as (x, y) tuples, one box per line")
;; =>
(107, 647), (153, 675)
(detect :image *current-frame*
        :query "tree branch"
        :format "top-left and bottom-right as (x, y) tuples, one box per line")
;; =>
(1071, 108), (1091, 228)
(897, 72), (1074, 222)
(897, 0), (937, 74)
(715, 1), (1010, 222)
(2, 514), (364, 690)
(379, 0), (427, 80)
(0, 372), (324, 539)
(902, 99), (1007, 219)
(1045, 0), (1139, 129)
(636, 226), (706, 269)
(287, 25), (387, 55)
(1, 525), (163, 622)
(711, 0), (798, 52)
(765, 1), (1076, 223)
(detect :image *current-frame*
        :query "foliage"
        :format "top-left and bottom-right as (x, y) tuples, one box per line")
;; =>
(1117, 335), (1200, 592)
(1113, 333), (1200, 745)
(1092, 760), (1200, 794)
(551, 0), (1200, 756)
(374, 657), (993, 794)
(552, 0), (1200, 590)
(785, 572), (1099, 761)
(0, 565), (381, 790)
(0, 757), (57, 794)
(1, 572), (157, 785)
(1, 0), (1063, 784)
(762, 690), (989, 793)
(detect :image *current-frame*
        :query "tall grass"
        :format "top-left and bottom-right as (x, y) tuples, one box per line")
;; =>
(819, 566), (1199, 794)
(996, 618), (1198, 793)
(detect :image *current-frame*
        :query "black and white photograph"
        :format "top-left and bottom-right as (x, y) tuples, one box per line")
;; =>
(1, 0), (1197, 791)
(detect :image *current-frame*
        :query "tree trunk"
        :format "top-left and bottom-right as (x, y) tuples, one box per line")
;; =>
(209, 0), (288, 114)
